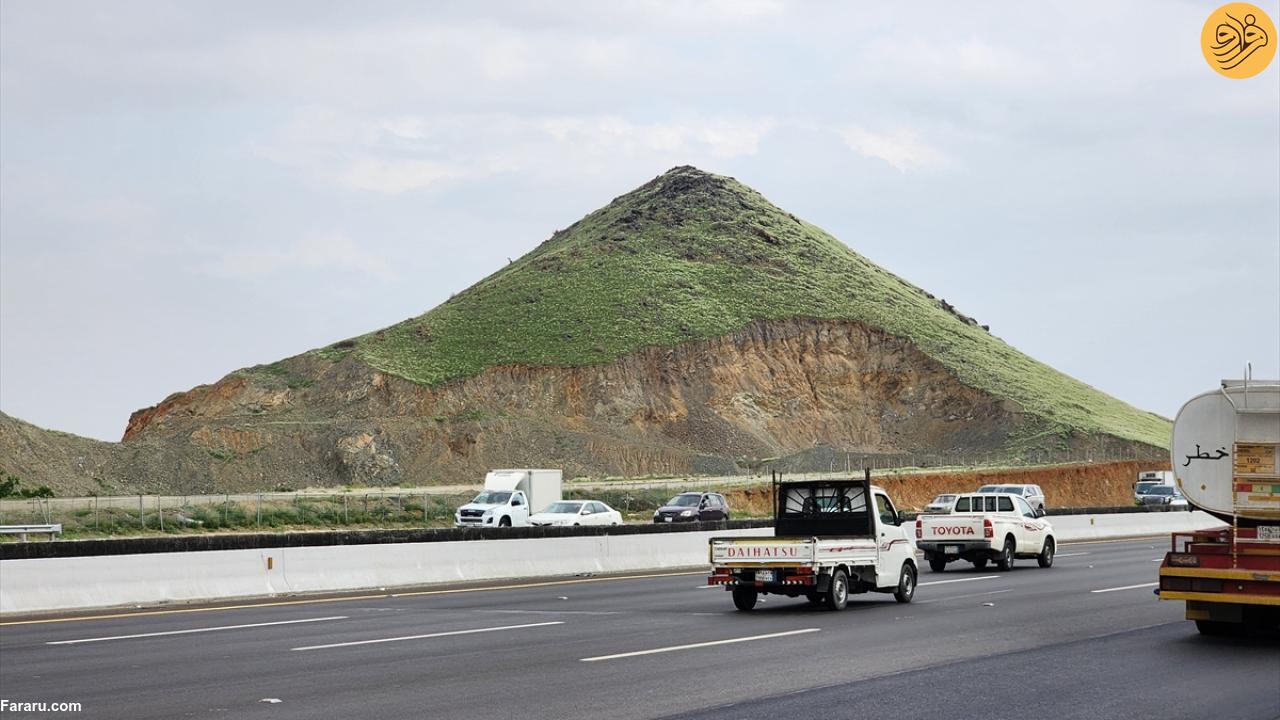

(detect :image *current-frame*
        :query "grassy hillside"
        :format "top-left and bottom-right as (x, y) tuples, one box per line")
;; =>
(308, 166), (1168, 449)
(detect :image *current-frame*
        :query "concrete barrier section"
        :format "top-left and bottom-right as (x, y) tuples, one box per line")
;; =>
(0, 514), (1225, 615)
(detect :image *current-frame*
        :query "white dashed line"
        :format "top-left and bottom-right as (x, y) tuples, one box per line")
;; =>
(292, 621), (563, 651)
(1090, 582), (1159, 594)
(48, 616), (349, 645)
(580, 628), (820, 662)
(918, 575), (999, 587)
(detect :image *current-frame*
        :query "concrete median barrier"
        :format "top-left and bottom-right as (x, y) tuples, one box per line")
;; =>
(0, 512), (1226, 615)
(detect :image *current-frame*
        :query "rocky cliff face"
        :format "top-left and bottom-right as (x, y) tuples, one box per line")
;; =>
(100, 318), (1155, 493)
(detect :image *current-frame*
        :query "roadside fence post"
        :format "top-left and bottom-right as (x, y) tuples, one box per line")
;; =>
(256, 493), (262, 527)
(158, 496), (164, 532)
(94, 495), (99, 531)
(344, 494), (349, 524)
(139, 494), (145, 530)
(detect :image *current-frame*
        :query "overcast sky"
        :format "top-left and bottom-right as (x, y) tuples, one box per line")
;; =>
(2, 1), (1277, 442)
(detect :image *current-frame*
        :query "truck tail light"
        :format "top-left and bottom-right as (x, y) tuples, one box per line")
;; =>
(983, 518), (993, 539)
(915, 519), (922, 539)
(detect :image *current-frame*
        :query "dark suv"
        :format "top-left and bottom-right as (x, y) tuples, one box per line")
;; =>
(653, 492), (730, 523)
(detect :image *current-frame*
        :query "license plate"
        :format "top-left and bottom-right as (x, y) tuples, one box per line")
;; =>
(664, 516), (672, 522)
(755, 570), (775, 582)
(1258, 526), (1280, 543)
(945, 545), (960, 554)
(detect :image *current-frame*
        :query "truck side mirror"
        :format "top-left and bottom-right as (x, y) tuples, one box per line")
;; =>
(1035, 507), (1046, 518)
(898, 511), (908, 524)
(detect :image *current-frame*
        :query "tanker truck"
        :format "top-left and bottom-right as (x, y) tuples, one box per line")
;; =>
(1156, 377), (1280, 634)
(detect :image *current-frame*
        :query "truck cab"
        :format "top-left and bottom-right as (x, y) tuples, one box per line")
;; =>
(454, 488), (530, 528)
(707, 472), (917, 611)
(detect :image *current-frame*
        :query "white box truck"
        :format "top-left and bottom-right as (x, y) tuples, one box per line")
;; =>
(454, 469), (563, 528)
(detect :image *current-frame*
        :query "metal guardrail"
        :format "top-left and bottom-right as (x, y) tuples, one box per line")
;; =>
(0, 524), (63, 542)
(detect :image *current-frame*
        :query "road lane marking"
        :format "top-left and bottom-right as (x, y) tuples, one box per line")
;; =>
(580, 628), (820, 662)
(918, 575), (998, 587)
(1056, 552), (1089, 558)
(916, 589), (1014, 605)
(473, 609), (621, 616)
(291, 621), (563, 651)
(1090, 582), (1159, 594)
(0, 571), (705, 627)
(47, 616), (348, 645)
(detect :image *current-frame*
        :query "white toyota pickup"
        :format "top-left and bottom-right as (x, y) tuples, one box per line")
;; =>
(708, 473), (918, 611)
(916, 492), (1055, 572)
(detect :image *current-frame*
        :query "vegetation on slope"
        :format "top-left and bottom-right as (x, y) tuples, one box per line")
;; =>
(306, 166), (1168, 448)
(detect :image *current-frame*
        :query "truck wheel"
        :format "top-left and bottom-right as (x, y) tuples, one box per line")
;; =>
(1037, 537), (1055, 568)
(971, 558), (988, 570)
(928, 555), (947, 573)
(732, 587), (758, 611)
(498, 517), (511, 528)
(894, 563), (916, 604)
(825, 569), (849, 610)
(996, 537), (1015, 571)
(805, 592), (823, 605)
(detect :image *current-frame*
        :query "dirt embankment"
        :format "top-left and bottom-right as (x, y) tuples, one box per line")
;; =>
(719, 460), (1169, 514)
(105, 318), (1163, 494)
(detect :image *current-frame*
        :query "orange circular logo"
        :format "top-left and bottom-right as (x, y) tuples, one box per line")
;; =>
(1201, 3), (1277, 78)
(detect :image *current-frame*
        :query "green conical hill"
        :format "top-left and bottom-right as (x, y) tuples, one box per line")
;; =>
(312, 166), (1168, 449)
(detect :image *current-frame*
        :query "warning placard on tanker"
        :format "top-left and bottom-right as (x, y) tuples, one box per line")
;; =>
(1234, 443), (1279, 476)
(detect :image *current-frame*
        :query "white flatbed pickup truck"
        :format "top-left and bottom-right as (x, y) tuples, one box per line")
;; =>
(916, 492), (1055, 572)
(708, 473), (918, 611)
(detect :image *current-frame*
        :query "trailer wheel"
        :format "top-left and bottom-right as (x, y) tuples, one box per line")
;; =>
(1037, 537), (1055, 568)
(825, 569), (849, 611)
(732, 587), (758, 611)
(997, 536), (1015, 571)
(894, 563), (916, 604)
(928, 555), (947, 573)
(805, 592), (823, 605)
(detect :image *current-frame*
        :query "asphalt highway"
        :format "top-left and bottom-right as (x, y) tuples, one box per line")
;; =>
(0, 538), (1276, 719)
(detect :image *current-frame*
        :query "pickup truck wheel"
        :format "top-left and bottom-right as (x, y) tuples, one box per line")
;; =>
(498, 517), (511, 528)
(894, 563), (916, 603)
(825, 569), (849, 611)
(996, 537), (1015, 571)
(971, 558), (988, 570)
(928, 555), (947, 573)
(1037, 537), (1055, 568)
(732, 587), (758, 611)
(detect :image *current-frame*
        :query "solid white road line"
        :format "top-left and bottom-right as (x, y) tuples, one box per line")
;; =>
(1090, 582), (1159, 594)
(291, 621), (563, 651)
(918, 575), (999, 587)
(47, 616), (349, 645)
(580, 628), (820, 662)
(1055, 552), (1090, 558)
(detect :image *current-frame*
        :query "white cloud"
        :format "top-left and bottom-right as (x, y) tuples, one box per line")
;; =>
(202, 231), (396, 282)
(260, 109), (775, 194)
(838, 125), (951, 173)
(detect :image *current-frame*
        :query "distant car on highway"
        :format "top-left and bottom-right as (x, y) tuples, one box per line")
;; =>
(1139, 485), (1185, 509)
(529, 500), (622, 527)
(977, 484), (1045, 513)
(923, 494), (958, 513)
(653, 492), (730, 523)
